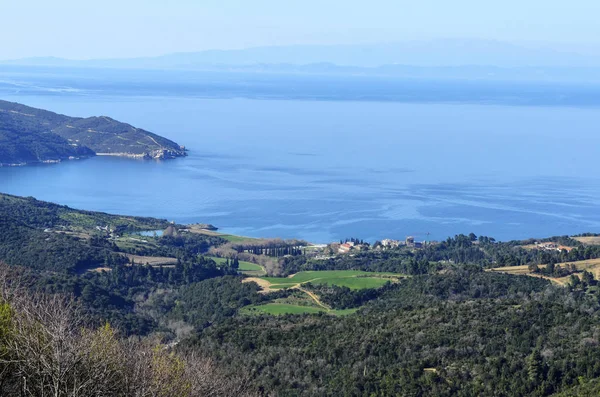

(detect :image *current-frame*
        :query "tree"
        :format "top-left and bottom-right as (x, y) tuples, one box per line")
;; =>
(582, 270), (595, 286)
(81, 284), (96, 303)
(528, 263), (540, 273)
(527, 349), (544, 385)
(570, 274), (581, 289)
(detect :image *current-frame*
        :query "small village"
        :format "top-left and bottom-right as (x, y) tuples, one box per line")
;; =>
(308, 235), (434, 260)
(533, 241), (574, 252)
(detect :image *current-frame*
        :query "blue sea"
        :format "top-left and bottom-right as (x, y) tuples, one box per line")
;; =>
(1, 66), (600, 242)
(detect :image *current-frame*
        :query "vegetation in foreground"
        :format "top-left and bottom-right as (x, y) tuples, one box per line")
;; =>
(0, 264), (254, 397)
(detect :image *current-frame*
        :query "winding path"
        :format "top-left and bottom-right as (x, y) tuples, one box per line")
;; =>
(296, 287), (330, 310)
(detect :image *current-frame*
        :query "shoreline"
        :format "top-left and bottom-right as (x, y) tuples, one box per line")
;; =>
(0, 150), (186, 167)
(0, 156), (90, 167)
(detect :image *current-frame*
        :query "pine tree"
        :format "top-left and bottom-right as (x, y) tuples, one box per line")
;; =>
(527, 349), (543, 384)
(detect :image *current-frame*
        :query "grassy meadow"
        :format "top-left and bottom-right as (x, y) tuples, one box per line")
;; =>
(260, 270), (401, 290)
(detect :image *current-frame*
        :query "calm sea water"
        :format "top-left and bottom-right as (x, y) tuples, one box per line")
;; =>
(1, 67), (600, 242)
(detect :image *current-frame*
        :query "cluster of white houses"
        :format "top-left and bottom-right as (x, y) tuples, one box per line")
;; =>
(379, 236), (423, 249)
(337, 236), (426, 254)
(534, 241), (574, 252)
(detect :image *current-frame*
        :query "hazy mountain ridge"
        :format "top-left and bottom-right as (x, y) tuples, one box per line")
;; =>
(0, 100), (186, 165)
(5, 39), (600, 70)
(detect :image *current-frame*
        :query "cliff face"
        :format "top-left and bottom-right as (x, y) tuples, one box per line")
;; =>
(0, 100), (186, 165)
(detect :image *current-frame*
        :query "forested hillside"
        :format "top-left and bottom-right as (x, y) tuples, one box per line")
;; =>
(0, 123), (94, 165)
(0, 100), (186, 165)
(191, 271), (600, 396)
(3, 193), (600, 395)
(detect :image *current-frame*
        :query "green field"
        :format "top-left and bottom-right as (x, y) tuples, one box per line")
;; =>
(261, 270), (400, 290)
(243, 270), (403, 316)
(220, 234), (260, 243)
(314, 276), (392, 289)
(209, 257), (266, 276)
(238, 262), (264, 271)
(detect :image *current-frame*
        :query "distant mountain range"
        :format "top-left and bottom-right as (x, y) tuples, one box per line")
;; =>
(0, 100), (186, 166)
(3, 39), (600, 70)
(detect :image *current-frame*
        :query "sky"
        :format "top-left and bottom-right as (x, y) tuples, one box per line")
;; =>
(2, 0), (600, 60)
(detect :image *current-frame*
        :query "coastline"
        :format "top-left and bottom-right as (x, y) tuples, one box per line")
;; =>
(96, 149), (187, 160)
(0, 156), (90, 167)
(1, 149), (187, 167)
(96, 152), (150, 159)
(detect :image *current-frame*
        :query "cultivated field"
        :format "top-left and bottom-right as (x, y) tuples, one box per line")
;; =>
(574, 236), (600, 246)
(259, 270), (401, 291)
(242, 291), (358, 316)
(242, 270), (402, 315)
(489, 258), (600, 285)
(488, 265), (567, 285)
(209, 256), (266, 276)
(124, 254), (178, 266)
(187, 227), (260, 243)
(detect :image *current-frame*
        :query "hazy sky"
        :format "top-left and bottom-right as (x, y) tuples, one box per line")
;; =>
(2, 0), (600, 60)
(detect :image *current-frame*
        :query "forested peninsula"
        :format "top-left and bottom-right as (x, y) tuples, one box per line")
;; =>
(0, 100), (186, 165)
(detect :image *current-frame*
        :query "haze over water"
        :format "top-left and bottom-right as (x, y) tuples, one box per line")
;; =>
(1, 68), (600, 242)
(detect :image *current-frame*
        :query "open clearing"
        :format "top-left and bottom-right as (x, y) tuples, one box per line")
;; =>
(187, 228), (260, 243)
(556, 258), (600, 279)
(115, 236), (159, 252)
(84, 254), (177, 272)
(488, 265), (568, 286)
(124, 254), (178, 266)
(489, 258), (600, 286)
(574, 236), (600, 246)
(242, 270), (401, 315)
(259, 270), (402, 291)
(243, 295), (358, 316)
(242, 277), (272, 292)
(209, 257), (266, 276)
